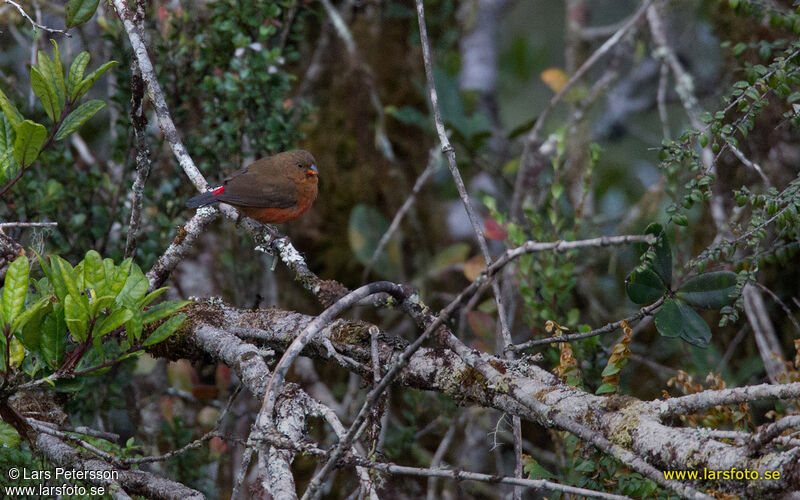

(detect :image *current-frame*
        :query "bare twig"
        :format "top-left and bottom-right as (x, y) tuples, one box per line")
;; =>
(124, 63), (152, 259)
(414, 0), (522, 487)
(511, 0), (652, 219)
(510, 297), (664, 350)
(242, 282), (409, 500)
(3, 0), (71, 36)
(146, 209), (220, 290)
(743, 284), (788, 383)
(260, 430), (629, 499)
(749, 415), (800, 455)
(658, 381), (800, 417)
(754, 281), (800, 335)
(656, 62), (671, 140)
(426, 415), (459, 500)
(0, 221), (57, 229)
(362, 149), (438, 280)
(122, 386), (242, 465)
(111, 0), (208, 192)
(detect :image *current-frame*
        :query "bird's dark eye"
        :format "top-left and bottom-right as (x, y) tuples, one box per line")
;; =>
(297, 163), (303, 169)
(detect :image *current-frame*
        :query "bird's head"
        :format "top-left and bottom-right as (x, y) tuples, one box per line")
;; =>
(282, 149), (318, 184)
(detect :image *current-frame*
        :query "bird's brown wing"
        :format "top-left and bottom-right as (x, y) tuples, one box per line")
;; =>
(216, 166), (298, 208)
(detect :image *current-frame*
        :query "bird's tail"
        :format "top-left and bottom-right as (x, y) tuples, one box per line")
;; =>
(186, 191), (218, 208)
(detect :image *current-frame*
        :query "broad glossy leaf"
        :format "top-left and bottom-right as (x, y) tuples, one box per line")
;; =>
(65, 0), (100, 28)
(48, 41), (67, 106)
(7, 337), (24, 368)
(676, 271), (738, 309)
(13, 120), (47, 168)
(83, 250), (105, 290)
(142, 300), (190, 325)
(0, 89), (23, 128)
(654, 298), (712, 347)
(19, 300), (49, 352)
(97, 307), (133, 336)
(2, 255), (29, 327)
(64, 293), (88, 342)
(36, 49), (65, 112)
(117, 265), (148, 309)
(54, 100), (105, 141)
(67, 52), (91, 101)
(143, 314), (185, 346)
(11, 295), (50, 334)
(0, 115), (19, 184)
(625, 267), (666, 304)
(141, 287), (169, 308)
(41, 310), (66, 368)
(125, 310), (143, 342)
(51, 255), (79, 302)
(73, 61), (118, 101)
(30, 66), (60, 122)
(42, 256), (66, 302)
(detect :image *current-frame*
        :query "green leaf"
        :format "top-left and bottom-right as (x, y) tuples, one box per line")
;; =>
(635, 223), (672, 288)
(625, 267), (666, 305)
(19, 299), (49, 352)
(523, 457), (555, 480)
(116, 265), (148, 309)
(73, 61), (118, 101)
(654, 298), (712, 347)
(65, 0), (100, 28)
(600, 362), (624, 378)
(0, 114), (20, 185)
(348, 204), (401, 280)
(117, 350), (144, 362)
(596, 382), (618, 395)
(142, 300), (190, 325)
(42, 256), (66, 302)
(64, 294), (89, 342)
(0, 88), (23, 129)
(12, 120), (47, 168)
(67, 52), (91, 101)
(143, 314), (185, 346)
(0, 420), (20, 447)
(36, 48), (66, 114)
(106, 257), (131, 296)
(2, 255), (29, 328)
(125, 310), (143, 343)
(30, 66), (61, 122)
(141, 287), (169, 308)
(82, 249), (105, 291)
(676, 271), (738, 309)
(48, 41), (67, 107)
(11, 295), (50, 334)
(7, 337), (24, 368)
(41, 310), (66, 368)
(51, 255), (80, 302)
(54, 100), (105, 141)
(97, 307), (133, 337)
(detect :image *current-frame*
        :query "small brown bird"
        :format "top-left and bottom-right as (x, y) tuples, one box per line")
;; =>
(186, 150), (318, 224)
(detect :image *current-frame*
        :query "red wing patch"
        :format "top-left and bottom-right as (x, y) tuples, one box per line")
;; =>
(212, 186), (225, 196)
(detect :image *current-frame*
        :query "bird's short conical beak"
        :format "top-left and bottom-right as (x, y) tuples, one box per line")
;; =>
(307, 164), (318, 176)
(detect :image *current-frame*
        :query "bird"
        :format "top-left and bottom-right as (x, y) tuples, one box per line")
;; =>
(186, 149), (318, 224)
